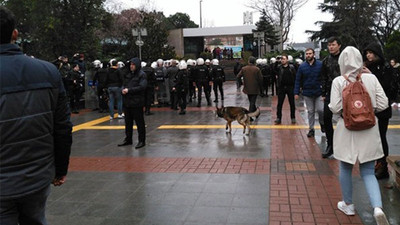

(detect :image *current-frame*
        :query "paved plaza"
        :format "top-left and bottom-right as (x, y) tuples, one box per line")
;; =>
(46, 81), (400, 225)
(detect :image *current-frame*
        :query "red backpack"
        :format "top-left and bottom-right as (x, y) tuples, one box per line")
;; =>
(342, 73), (376, 131)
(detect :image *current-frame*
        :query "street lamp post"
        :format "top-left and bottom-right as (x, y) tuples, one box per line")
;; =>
(132, 28), (147, 61)
(200, 0), (203, 28)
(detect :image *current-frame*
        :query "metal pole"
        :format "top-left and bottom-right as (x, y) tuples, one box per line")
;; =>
(200, 0), (203, 28)
(258, 37), (261, 58)
(138, 32), (142, 61)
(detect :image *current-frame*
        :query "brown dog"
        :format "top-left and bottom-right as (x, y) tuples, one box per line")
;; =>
(216, 106), (260, 134)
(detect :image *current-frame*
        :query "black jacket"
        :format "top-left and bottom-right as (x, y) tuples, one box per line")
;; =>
(321, 53), (341, 98)
(175, 69), (189, 92)
(0, 44), (72, 199)
(105, 67), (123, 88)
(122, 58), (147, 107)
(93, 67), (108, 88)
(277, 64), (296, 88)
(193, 65), (210, 82)
(211, 65), (225, 82)
(142, 66), (156, 88)
(364, 43), (395, 119)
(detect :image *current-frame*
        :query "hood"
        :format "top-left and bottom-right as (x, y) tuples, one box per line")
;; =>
(129, 57), (142, 73)
(363, 42), (384, 62)
(338, 46), (363, 80)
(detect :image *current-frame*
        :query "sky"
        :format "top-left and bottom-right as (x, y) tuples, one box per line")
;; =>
(109, 0), (333, 43)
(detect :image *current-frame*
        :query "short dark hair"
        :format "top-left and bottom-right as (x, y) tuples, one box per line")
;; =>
(0, 7), (16, 44)
(327, 36), (342, 45)
(305, 48), (315, 54)
(281, 54), (288, 60)
(248, 56), (256, 64)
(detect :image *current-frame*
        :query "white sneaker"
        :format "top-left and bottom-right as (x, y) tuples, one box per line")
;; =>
(374, 207), (389, 225)
(337, 201), (355, 215)
(109, 116), (113, 120)
(117, 114), (124, 119)
(398, 103), (400, 108)
(391, 102), (397, 107)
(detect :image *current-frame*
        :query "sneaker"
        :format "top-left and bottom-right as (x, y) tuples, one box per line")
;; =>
(274, 119), (281, 125)
(117, 114), (124, 119)
(291, 118), (296, 124)
(307, 129), (315, 137)
(337, 201), (355, 216)
(374, 207), (389, 225)
(109, 116), (113, 120)
(391, 102), (397, 107)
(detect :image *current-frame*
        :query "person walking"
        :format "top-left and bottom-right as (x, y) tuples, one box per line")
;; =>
(321, 36), (342, 158)
(118, 58), (147, 149)
(0, 7), (73, 225)
(237, 56), (263, 115)
(210, 59), (225, 102)
(294, 48), (324, 137)
(105, 59), (124, 120)
(329, 46), (389, 225)
(275, 54), (297, 124)
(363, 43), (396, 179)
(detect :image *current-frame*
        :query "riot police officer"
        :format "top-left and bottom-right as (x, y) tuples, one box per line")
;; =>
(210, 59), (225, 102)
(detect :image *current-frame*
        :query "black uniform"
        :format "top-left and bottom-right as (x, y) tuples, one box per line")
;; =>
(261, 64), (272, 96)
(66, 69), (84, 113)
(174, 69), (190, 114)
(154, 66), (167, 106)
(210, 65), (225, 102)
(93, 67), (108, 112)
(167, 65), (179, 109)
(234, 62), (243, 89)
(187, 65), (196, 102)
(142, 65), (156, 115)
(276, 64), (296, 121)
(193, 64), (211, 106)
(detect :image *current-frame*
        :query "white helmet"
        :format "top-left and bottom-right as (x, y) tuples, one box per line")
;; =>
(109, 58), (117, 66)
(117, 61), (125, 68)
(270, 57), (276, 64)
(288, 55), (293, 62)
(141, 62), (147, 67)
(180, 60), (186, 65)
(262, 58), (268, 65)
(256, 58), (262, 65)
(212, 59), (219, 65)
(205, 59), (211, 65)
(93, 60), (101, 68)
(151, 61), (157, 69)
(197, 58), (204, 66)
(156, 59), (163, 66)
(179, 61), (187, 70)
(295, 58), (303, 64)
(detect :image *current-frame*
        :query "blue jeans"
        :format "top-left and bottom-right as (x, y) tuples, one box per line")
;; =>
(339, 161), (382, 208)
(0, 185), (50, 225)
(108, 87), (123, 117)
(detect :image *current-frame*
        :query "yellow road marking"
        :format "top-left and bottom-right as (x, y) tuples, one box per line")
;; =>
(82, 126), (137, 130)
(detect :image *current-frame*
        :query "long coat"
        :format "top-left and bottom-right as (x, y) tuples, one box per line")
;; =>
(237, 64), (263, 95)
(329, 73), (388, 164)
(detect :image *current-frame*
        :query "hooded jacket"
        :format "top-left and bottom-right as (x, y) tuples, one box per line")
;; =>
(1, 44), (72, 199)
(122, 58), (147, 107)
(329, 46), (388, 164)
(364, 43), (395, 119)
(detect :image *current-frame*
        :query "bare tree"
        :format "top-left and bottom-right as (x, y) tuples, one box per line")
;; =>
(373, 0), (400, 47)
(247, 0), (307, 51)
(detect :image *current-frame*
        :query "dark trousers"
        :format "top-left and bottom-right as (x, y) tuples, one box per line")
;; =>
(196, 81), (211, 104)
(0, 185), (50, 225)
(124, 106), (146, 143)
(276, 86), (295, 119)
(144, 87), (154, 113)
(377, 117), (389, 166)
(271, 76), (277, 96)
(247, 94), (258, 112)
(97, 86), (108, 110)
(213, 80), (224, 100)
(323, 99), (334, 147)
(177, 91), (187, 110)
(262, 77), (271, 95)
(170, 91), (178, 109)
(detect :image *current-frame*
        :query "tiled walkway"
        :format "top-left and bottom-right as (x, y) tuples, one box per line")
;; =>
(47, 81), (400, 225)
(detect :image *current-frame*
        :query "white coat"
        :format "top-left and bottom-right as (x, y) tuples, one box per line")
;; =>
(328, 47), (388, 164)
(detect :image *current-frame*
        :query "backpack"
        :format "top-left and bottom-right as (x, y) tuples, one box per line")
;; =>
(342, 73), (376, 131)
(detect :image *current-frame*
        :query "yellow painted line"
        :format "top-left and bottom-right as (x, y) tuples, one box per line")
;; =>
(82, 126), (137, 130)
(159, 125), (312, 129)
(389, 125), (400, 129)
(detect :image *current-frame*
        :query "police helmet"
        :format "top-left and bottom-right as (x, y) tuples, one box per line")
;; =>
(197, 58), (204, 66)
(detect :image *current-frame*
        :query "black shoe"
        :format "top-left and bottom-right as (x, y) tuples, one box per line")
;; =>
(213, 99), (218, 102)
(274, 119), (281, 125)
(197, 103), (201, 107)
(118, 141), (132, 147)
(179, 110), (186, 115)
(322, 146), (333, 158)
(307, 129), (315, 137)
(221, 97), (224, 100)
(207, 102), (211, 106)
(135, 142), (145, 149)
(321, 125), (326, 133)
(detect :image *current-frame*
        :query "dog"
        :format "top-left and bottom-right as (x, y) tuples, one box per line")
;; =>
(216, 106), (260, 134)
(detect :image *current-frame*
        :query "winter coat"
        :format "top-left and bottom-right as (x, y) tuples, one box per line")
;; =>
(294, 59), (323, 97)
(210, 65), (225, 82)
(321, 53), (341, 98)
(122, 58), (147, 108)
(329, 46), (388, 164)
(237, 64), (263, 95)
(175, 69), (189, 92)
(167, 66), (179, 91)
(0, 44), (72, 199)
(105, 67), (123, 88)
(142, 66), (156, 88)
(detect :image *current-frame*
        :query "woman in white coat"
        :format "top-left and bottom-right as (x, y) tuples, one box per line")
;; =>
(329, 46), (389, 225)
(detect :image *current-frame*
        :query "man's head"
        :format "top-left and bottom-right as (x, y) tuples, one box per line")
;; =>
(327, 36), (341, 56)
(0, 7), (18, 44)
(129, 58), (141, 72)
(248, 56), (256, 65)
(305, 48), (315, 62)
(281, 54), (288, 66)
(72, 63), (79, 71)
(390, 59), (397, 67)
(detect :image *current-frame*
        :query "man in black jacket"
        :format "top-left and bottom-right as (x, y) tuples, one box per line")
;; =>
(105, 59), (124, 120)
(210, 59), (225, 102)
(118, 58), (147, 149)
(321, 36), (342, 158)
(0, 7), (72, 225)
(142, 61), (156, 115)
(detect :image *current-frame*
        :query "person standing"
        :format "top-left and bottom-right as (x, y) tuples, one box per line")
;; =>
(364, 43), (396, 179)
(329, 46), (389, 225)
(193, 58), (212, 107)
(167, 60), (179, 110)
(68, 63), (84, 114)
(105, 59), (124, 120)
(321, 36), (342, 158)
(175, 61), (190, 115)
(142, 61), (156, 115)
(274, 54), (297, 124)
(118, 58), (147, 149)
(0, 7), (73, 225)
(92, 60), (108, 113)
(237, 56), (263, 114)
(261, 59), (272, 97)
(234, 60), (243, 89)
(294, 48), (324, 137)
(210, 59), (225, 102)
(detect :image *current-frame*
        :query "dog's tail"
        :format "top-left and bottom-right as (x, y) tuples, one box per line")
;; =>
(247, 107), (260, 118)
